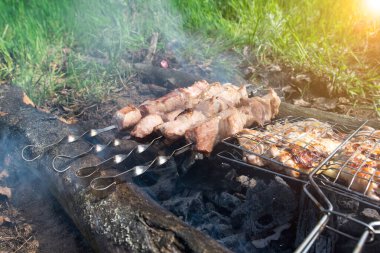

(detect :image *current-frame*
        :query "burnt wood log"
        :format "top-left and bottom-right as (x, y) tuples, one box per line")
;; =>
(133, 63), (205, 88)
(279, 102), (380, 129)
(295, 191), (336, 253)
(0, 85), (231, 253)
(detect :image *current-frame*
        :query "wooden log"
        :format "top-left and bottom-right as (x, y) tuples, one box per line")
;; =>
(0, 85), (231, 253)
(279, 102), (379, 129)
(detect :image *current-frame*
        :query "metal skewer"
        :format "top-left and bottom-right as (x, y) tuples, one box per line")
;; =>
(74, 136), (163, 178)
(21, 125), (117, 161)
(90, 142), (192, 191)
(52, 138), (122, 172)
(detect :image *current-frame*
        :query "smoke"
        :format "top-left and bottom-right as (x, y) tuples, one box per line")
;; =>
(70, 0), (243, 83)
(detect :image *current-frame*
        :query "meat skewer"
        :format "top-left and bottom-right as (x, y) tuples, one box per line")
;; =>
(90, 89), (281, 191)
(156, 84), (248, 141)
(186, 88), (281, 154)
(113, 80), (210, 130)
(131, 83), (248, 138)
(115, 81), (244, 136)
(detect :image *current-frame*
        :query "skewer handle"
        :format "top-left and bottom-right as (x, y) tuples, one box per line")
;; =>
(21, 136), (67, 161)
(90, 143), (192, 191)
(21, 125), (117, 162)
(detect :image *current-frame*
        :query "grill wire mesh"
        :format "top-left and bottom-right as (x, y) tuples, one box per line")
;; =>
(220, 116), (357, 183)
(313, 124), (380, 208)
(218, 116), (380, 252)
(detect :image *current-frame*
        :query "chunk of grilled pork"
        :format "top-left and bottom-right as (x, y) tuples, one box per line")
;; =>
(131, 114), (164, 138)
(113, 105), (142, 130)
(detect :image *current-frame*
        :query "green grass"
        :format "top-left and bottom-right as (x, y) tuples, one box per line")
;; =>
(0, 0), (379, 112)
(0, 0), (234, 104)
(174, 0), (380, 100)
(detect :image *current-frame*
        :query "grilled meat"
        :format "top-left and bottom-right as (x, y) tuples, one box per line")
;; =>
(122, 81), (246, 136)
(131, 114), (164, 138)
(322, 156), (379, 201)
(139, 80), (209, 115)
(158, 110), (207, 141)
(132, 83), (247, 139)
(131, 109), (184, 138)
(161, 109), (184, 122)
(184, 109), (236, 154)
(157, 84), (248, 141)
(114, 80), (210, 130)
(186, 88), (281, 154)
(236, 120), (380, 200)
(322, 128), (380, 200)
(113, 105), (142, 130)
(236, 119), (341, 177)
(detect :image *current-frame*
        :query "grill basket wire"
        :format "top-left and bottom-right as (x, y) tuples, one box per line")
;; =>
(219, 116), (380, 252)
(313, 124), (380, 208)
(217, 150), (307, 184)
(302, 182), (380, 253)
(221, 116), (359, 183)
(306, 122), (380, 253)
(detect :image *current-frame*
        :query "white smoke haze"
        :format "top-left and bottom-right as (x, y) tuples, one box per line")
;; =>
(70, 0), (242, 83)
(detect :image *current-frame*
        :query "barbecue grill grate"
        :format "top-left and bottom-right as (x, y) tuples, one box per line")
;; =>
(220, 116), (359, 183)
(304, 122), (380, 253)
(218, 116), (380, 252)
(312, 123), (380, 208)
(301, 181), (380, 253)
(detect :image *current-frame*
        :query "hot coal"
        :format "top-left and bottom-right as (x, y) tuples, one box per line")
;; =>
(328, 194), (380, 253)
(136, 158), (298, 253)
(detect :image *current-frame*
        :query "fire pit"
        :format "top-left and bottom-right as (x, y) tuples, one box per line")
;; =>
(0, 85), (229, 253)
(1, 83), (380, 253)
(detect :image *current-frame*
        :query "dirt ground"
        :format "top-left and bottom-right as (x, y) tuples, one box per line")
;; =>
(0, 141), (92, 252)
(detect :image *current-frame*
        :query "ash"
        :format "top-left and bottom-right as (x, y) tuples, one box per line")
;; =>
(136, 158), (298, 253)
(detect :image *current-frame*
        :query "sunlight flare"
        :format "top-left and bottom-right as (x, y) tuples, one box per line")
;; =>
(365, 0), (380, 16)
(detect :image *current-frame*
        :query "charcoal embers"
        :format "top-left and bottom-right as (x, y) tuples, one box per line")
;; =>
(139, 162), (298, 253)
